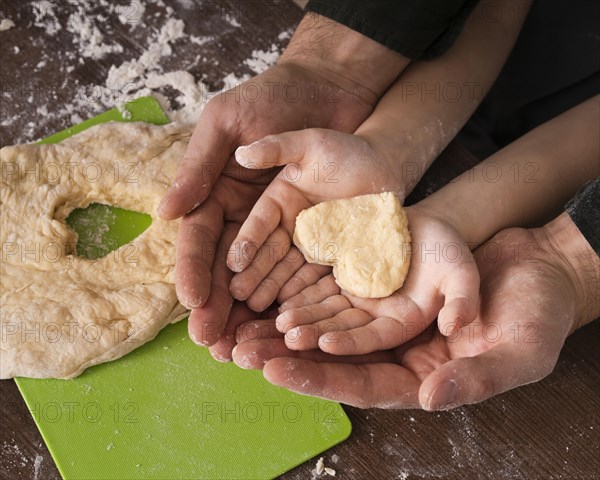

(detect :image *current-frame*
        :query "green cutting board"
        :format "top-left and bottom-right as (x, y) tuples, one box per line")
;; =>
(14, 97), (351, 479)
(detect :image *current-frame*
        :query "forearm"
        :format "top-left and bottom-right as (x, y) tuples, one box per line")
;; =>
(278, 12), (410, 106)
(356, 0), (531, 194)
(418, 95), (600, 245)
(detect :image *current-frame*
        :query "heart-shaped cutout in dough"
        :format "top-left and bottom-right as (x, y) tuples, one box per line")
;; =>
(293, 192), (411, 298)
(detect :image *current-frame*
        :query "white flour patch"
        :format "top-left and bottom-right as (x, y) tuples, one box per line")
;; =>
(32, 1), (61, 36)
(244, 44), (280, 74)
(224, 13), (241, 28)
(33, 454), (43, 480)
(0, 18), (15, 31)
(67, 4), (124, 59)
(117, 1), (146, 27)
(1, 1), (292, 143)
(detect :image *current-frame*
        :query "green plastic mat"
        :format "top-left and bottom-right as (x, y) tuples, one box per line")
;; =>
(14, 97), (351, 479)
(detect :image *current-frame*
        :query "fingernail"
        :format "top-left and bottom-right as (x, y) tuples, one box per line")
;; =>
(236, 350), (257, 370)
(176, 276), (205, 309)
(285, 326), (301, 340)
(275, 312), (291, 333)
(189, 331), (210, 347)
(156, 191), (173, 216)
(234, 144), (255, 167)
(278, 302), (289, 313)
(427, 380), (458, 411)
(211, 350), (232, 363)
(178, 290), (204, 309)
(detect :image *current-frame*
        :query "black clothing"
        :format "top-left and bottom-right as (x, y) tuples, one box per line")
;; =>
(305, 0), (600, 256)
(566, 178), (600, 257)
(305, 0), (479, 59)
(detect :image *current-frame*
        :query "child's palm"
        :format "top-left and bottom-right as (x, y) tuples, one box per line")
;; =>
(226, 129), (403, 312)
(275, 207), (480, 355)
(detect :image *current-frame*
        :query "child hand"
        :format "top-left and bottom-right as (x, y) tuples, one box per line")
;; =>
(226, 128), (405, 312)
(275, 205), (480, 354)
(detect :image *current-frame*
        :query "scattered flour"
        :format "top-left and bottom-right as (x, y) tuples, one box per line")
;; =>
(105, 18), (186, 90)
(33, 454), (43, 480)
(278, 27), (294, 41)
(312, 456), (338, 479)
(145, 71), (208, 123)
(1, 1), (290, 142)
(32, 1), (62, 36)
(0, 18), (15, 31)
(244, 44), (280, 74)
(67, 4), (124, 59)
(117, 1), (146, 27)
(224, 13), (241, 28)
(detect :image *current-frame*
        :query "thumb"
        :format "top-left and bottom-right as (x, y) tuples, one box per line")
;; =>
(235, 129), (315, 169)
(158, 103), (235, 220)
(418, 341), (557, 411)
(437, 263), (480, 337)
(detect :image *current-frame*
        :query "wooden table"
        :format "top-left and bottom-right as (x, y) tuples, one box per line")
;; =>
(1, 1), (598, 479)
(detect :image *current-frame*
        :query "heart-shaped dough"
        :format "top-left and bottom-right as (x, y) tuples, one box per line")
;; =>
(293, 192), (411, 298)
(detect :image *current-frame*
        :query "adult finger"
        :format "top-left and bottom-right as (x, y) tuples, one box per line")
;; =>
(419, 341), (558, 411)
(175, 197), (223, 309)
(263, 358), (421, 409)
(235, 319), (284, 344)
(187, 221), (237, 346)
(232, 338), (395, 370)
(207, 301), (260, 362)
(158, 101), (237, 220)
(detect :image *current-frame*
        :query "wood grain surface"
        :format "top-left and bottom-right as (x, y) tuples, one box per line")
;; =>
(1, 1), (598, 479)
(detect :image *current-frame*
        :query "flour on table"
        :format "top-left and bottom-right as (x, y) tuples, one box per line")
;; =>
(244, 44), (280, 74)
(224, 13), (241, 28)
(118, 1), (146, 27)
(0, 18), (15, 31)
(1, 0), (292, 143)
(67, 4), (124, 58)
(32, 1), (61, 35)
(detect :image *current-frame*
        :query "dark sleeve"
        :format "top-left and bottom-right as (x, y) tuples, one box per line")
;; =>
(305, 0), (480, 60)
(566, 177), (600, 257)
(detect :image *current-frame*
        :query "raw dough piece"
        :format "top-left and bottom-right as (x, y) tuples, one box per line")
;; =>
(0, 122), (192, 379)
(293, 192), (411, 298)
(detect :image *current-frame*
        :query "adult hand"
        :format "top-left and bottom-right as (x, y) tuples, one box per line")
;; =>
(160, 13), (409, 348)
(227, 128), (406, 313)
(232, 214), (600, 409)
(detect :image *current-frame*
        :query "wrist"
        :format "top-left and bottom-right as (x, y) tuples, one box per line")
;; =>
(279, 12), (410, 105)
(409, 194), (474, 246)
(538, 212), (600, 333)
(355, 125), (426, 199)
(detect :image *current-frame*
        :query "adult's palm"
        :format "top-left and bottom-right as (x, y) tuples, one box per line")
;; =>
(233, 227), (578, 409)
(158, 63), (375, 347)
